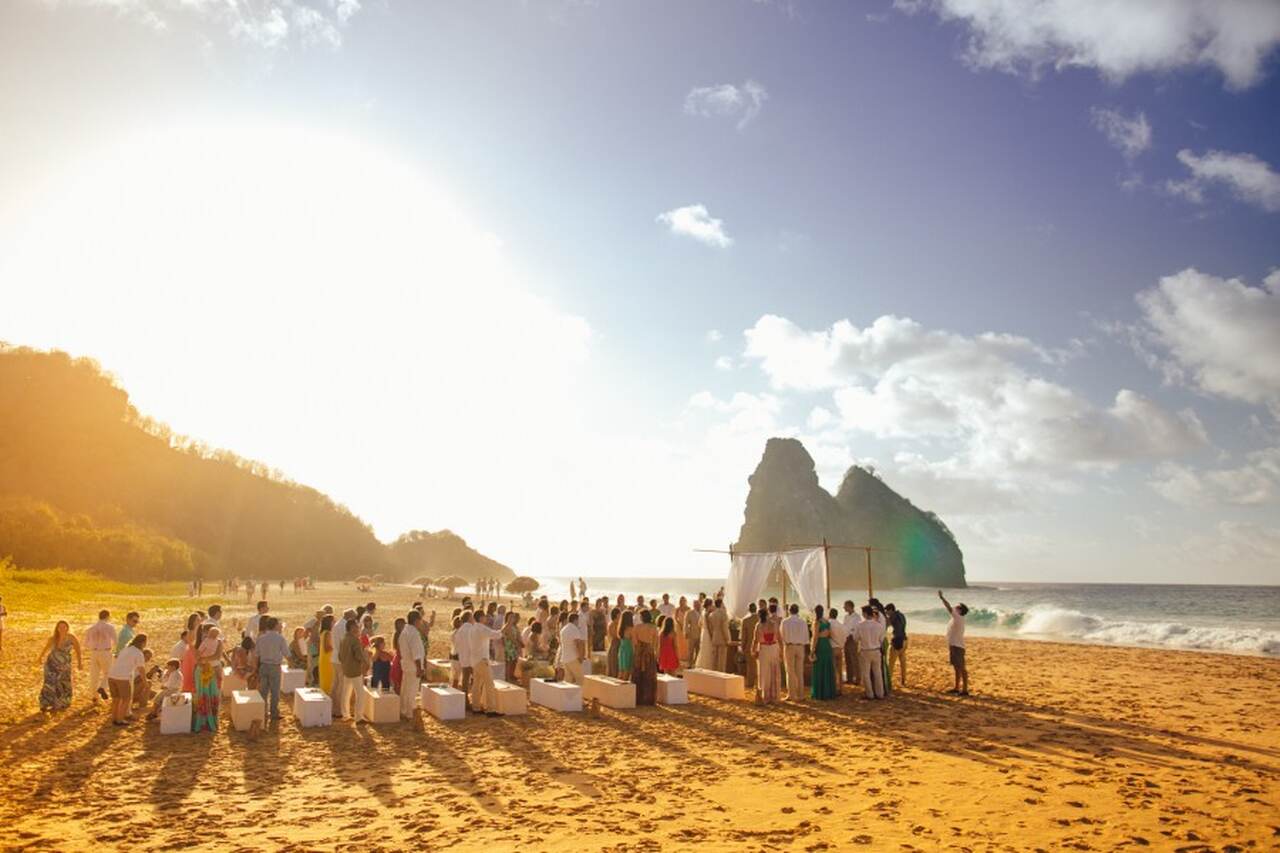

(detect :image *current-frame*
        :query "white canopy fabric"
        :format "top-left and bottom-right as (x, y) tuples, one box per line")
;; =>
(723, 552), (778, 620)
(780, 547), (827, 612)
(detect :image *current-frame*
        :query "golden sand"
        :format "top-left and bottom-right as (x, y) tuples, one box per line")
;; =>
(0, 584), (1276, 851)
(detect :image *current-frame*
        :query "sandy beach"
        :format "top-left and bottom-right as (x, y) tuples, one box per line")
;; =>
(0, 584), (1276, 852)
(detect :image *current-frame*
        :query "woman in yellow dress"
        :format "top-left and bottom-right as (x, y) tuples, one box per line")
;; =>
(317, 613), (334, 696)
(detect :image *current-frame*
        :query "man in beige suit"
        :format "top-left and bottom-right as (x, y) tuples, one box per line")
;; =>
(684, 599), (702, 667)
(739, 602), (761, 689)
(780, 604), (808, 700)
(708, 599), (730, 672)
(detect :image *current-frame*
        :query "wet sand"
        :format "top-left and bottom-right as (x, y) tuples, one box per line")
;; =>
(1, 583), (1277, 851)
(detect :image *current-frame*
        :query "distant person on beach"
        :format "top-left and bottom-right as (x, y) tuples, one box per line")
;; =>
(938, 590), (969, 696)
(39, 620), (82, 712)
(83, 610), (116, 703)
(885, 603), (908, 687)
(0, 595), (7, 653)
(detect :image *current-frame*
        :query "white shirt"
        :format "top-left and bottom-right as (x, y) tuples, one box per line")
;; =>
(468, 622), (502, 665)
(331, 617), (347, 663)
(658, 602), (675, 619)
(84, 619), (117, 652)
(779, 615), (809, 645)
(453, 622), (476, 667)
(558, 622), (584, 663)
(161, 669), (183, 693)
(109, 645), (145, 680)
(246, 613), (264, 639)
(841, 609), (861, 634)
(827, 617), (847, 648)
(946, 612), (966, 648)
(855, 617), (886, 651)
(170, 639), (188, 661)
(398, 623), (425, 666)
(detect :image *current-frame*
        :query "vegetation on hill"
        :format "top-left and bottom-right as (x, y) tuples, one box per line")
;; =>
(388, 530), (515, 583)
(0, 345), (511, 584)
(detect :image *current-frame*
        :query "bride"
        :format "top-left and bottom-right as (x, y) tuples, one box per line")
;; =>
(694, 604), (714, 669)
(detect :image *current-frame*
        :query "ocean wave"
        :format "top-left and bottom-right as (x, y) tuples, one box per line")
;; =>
(907, 604), (1280, 656)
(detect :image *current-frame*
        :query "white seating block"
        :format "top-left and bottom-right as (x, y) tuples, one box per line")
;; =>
(682, 668), (746, 700)
(230, 689), (266, 731)
(421, 684), (465, 721)
(492, 679), (528, 715)
(359, 685), (400, 724)
(221, 667), (247, 698)
(582, 675), (636, 709)
(530, 678), (583, 712)
(280, 665), (306, 695)
(293, 687), (332, 727)
(427, 658), (456, 683)
(656, 673), (689, 705)
(160, 692), (192, 734)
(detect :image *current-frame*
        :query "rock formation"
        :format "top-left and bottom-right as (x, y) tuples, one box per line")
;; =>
(734, 438), (966, 590)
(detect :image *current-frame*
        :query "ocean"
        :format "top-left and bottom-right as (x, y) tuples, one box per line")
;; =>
(531, 577), (1280, 658)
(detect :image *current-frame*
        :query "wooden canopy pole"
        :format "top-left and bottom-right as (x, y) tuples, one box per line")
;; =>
(823, 536), (831, 610)
(790, 542), (895, 604)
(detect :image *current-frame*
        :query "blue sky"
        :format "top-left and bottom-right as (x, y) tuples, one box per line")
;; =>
(2, 0), (1278, 584)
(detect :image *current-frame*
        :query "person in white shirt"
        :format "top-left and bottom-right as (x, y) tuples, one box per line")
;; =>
(855, 605), (886, 699)
(83, 610), (117, 703)
(204, 604), (223, 628)
(454, 612), (476, 696)
(658, 594), (675, 621)
(840, 601), (861, 685)
(827, 609), (848, 682)
(779, 605), (809, 701)
(170, 630), (190, 665)
(108, 633), (148, 724)
(245, 600), (269, 640)
(939, 590), (969, 696)
(147, 658), (185, 720)
(398, 610), (427, 719)
(558, 613), (586, 685)
(330, 608), (353, 714)
(467, 613), (504, 716)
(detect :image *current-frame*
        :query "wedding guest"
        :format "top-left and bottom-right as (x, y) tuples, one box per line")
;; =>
(809, 606), (837, 700)
(133, 649), (157, 711)
(108, 633), (148, 724)
(330, 608), (354, 714)
(146, 658), (183, 720)
(939, 590), (969, 696)
(398, 611), (426, 719)
(255, 617), (289, 722)
(336, 617), (366, 719)
(683, 600), (702, 667)
(115, 611), (140, 654)
(605, 607), (622, 677)
(521, 621), (552, 684)
(467, 612), (503, 716)
(708, 598), (730, 672)
(38, 620), (82, 712)
(204, 604), (223, 628)
(658, 616), (680, 674)
(0, 594), (7, 653)
(827, 607), (848, 690)
(856, 605), (886, 700)
(841, 601), (861, 685)
(617, 611), (635, 680)
(181, 613), (201, 692)
(740, 603), (760, 689)
(83, 610), (117, 703)
(360, 615), (374, 648)
(558, 612), (586, 685)
(390, 618), (407, 693)
(631, 610), (659, 705)
(304, 609), (323, 685)
(246, 601), (269, 640)
(590, 599), (607, 652)
(754, 607), (781, 705)
(317, 614), (335, 699)
(230, 636), (257, 688)
(501, 611), (522, 682)
(454, 611), (476, 695)
(780, 604), (808, 701)
(884, 603), (908, 686)
(288, 627), (309, 673)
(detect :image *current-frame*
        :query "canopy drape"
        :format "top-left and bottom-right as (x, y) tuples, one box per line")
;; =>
(723, 552), (778, 619)
(780, 547), (827, 612)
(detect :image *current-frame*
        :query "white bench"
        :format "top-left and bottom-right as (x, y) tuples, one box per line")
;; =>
(280, 665), (306, 694)
(492, 679), (528, 715)
(292, 687), (332, 727)
(656, 673), (689, 705)
(582, 675), (636, 709)
(682, 668), (746, 700)
(427, 658), (456, 683)
(230, 689), (266, 731)
(421, 684), (465, 721)
(529, 678), (582, 712)
(221, 667), (247, 697)
(159, 692), (192, 734)
(359, 685), (400, 724)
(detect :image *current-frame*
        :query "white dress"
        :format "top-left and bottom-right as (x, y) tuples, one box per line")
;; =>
(695, 621), (714, 669)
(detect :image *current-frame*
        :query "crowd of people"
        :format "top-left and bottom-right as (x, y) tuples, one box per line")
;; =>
(33, 584), (972, 728)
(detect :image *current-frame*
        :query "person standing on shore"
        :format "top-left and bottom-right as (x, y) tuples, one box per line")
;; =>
(335, 617), (366, 720)
(83, 610), (116, 703)
(0, 595), (9, 654)
(780, 604), (808, 701)
(108, 633), (148, 725)
(683, 599), (702, 668)
(809, 606), (837, 700)
(558, 612), (586, 685)
(708, 599), (730, 672)
(246, 600), (269, 641)
(254, 616), (289, 722)
(739, 603), (759, 689)
(468, 612), (504, 716)
(753, 605), (781, 704)
(115, 612), (139, 655)
(398, 610), (426, 719)
(884, 603), (908, 687)
(938, 590), (969, 696)
(38, 620), (81, 711)
(840, 601), (860, 685)
(855, 605), (886, 699)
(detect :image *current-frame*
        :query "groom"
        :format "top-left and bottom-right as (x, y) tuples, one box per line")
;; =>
(684, 599), (702, 667)
(707, 598), (730, 672)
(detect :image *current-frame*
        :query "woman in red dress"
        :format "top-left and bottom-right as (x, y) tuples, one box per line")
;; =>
(657, 616), (680, 673)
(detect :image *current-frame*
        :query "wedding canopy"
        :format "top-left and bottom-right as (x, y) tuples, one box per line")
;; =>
(720, 547), (828, 619)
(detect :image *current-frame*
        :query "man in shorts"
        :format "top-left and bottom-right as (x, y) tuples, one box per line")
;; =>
(938, 590), (969, 696)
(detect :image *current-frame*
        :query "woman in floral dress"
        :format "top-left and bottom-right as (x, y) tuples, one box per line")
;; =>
(39, 620), (82, 711)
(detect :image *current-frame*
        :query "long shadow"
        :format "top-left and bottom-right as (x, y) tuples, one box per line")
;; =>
(146, 725), (217, 810)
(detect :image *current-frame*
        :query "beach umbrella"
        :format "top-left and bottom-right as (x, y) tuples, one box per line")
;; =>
(410, 576), (433, 587)
(435, 575), (468, 595)
(354, 575), (373, 584)
(505, 576), (539, 594)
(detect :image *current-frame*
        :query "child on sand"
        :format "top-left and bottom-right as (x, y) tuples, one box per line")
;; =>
(370, 637), (393, 690)
(147, 658), (185, 720)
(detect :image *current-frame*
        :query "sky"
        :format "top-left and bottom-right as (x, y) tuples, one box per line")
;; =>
(1, 0), (1279, 585)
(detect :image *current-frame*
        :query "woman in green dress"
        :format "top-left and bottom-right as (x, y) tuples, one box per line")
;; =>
(39, 620), (82, 711)
(617, 610), (635, 680)
(809, 605), (838, 700)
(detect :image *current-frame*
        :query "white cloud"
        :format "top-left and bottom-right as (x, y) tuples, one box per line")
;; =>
(51, 0), (361, 49)
(744, 313), (1207, 478)
(656, 204), (733, 248)
(1151, 448), (1280, 506)
(1185, 521), (1280, 566)
(683, 80), (768, 130)
(1090, 107), (1152, 160)
(1166, 149), (1280, 212)
(714, 355), (734, 372)
(896, 0), (1280, 89)
(705, 329), (723, 343)
(1135, 268), (1280, 413)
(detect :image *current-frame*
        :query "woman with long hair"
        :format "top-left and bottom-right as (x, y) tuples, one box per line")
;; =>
(617, 610), (635, 681)
(317, 614), (335, 698)
(809, 605), (837, 701)
(657, 615), (680, 674)
(501, 611), (522, 683)
(631, 610), (659, 705)
(180, 612), (201, 692)
(38, 620), (81, 712)
(390, 616), (407, 693)
(606, 607), (622, 677)
(755, 605), (781, 705)
(192, 625), (223, 732)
